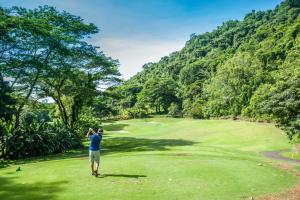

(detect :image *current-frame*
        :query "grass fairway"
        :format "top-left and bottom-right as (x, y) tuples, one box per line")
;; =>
(282, 152), (300, 161)
(0, 118), (297, 200)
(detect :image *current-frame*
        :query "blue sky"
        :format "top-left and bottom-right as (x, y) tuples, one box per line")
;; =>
(0, 0), (283, 79)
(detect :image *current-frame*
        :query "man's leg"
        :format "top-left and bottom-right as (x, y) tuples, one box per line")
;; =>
(91, 162), (95, 175)
(94, 151), (100, 177)
(95, 162), (99, 176)
(89, 150), (95, 175)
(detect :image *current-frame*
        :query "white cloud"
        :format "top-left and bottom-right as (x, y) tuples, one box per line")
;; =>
(92, 37), (187, 80)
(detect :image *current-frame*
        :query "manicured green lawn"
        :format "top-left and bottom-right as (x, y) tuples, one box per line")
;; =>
(0, 118), (297, 200)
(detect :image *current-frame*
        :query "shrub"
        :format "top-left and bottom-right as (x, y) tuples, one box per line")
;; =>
(190, 102), (204, 119)
(183, 100), (204, 119)
(76, 112), (102, 136)
(4, 122), (82, 159)
(120, 107), (148, 119)
(168, 103), (182, 117)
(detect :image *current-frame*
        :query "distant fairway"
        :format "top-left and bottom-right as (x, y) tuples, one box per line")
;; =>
(0, 118), (297, 200)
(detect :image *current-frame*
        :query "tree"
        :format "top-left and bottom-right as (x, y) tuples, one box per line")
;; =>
(204, 53), (264, 117)
(113, 83), (142, 109)
(0, 73), (15, 157)
(0, 73), (15, 121)
(38, 50), (120, 129)
(179, 61), (207, 85)
(0, 6), (100, 128)
(137, 78), (178, 113)
(251, 44), (300, 139)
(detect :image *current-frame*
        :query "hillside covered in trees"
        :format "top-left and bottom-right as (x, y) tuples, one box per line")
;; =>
(109, 0), (300, 141)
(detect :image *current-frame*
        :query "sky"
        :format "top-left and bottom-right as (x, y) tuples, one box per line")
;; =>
(0, 0), (283, 79)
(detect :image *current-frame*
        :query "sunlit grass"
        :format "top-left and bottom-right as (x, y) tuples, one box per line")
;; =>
(0, 118), (296, 200)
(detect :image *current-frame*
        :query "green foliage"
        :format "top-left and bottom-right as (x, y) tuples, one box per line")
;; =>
(0, 74), (15, 121)
(114, 0), (300, 139)
(76, 110), (102, 134)
(1, 5), (120, 129)
(179, 61), (207, 85)
(168, 103), (182, 117)
(137, 78), (178, 113)
(204, 53), (264, 117)
(5, 121), (81, 159)
(242, 84), (273, 121)
(120, 107), (148, 120)
(258, 76), (300, 140)
(183, 100), (204, 119)
(0, 5), (120, 159)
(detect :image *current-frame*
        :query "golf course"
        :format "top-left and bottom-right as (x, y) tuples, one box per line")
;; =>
(0, 117), (298, 200)
(2, 1), (300, 199)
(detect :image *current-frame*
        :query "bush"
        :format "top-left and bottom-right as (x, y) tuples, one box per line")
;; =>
(183, 100), (204, 119)
(76, 112), (102, 136)
(190, 102), (204, 119)
(4, 122), (82, 159)
(120, 107), (148, 119)
(20, 111), (51, 125)
(168, 103), (182, 117)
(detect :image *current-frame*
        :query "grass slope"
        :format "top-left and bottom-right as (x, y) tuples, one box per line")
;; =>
(0, 118), (297, 200)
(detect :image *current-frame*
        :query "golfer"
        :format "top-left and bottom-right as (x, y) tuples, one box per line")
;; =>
(86, 128), (103, 177)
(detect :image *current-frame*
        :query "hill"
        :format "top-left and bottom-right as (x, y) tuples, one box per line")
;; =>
(110, 0), (300, 140)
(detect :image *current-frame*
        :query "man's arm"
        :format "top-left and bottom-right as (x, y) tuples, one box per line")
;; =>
(86, 128), (94, 138)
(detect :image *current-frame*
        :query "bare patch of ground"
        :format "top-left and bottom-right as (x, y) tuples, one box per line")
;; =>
(261, 151), (300, 164)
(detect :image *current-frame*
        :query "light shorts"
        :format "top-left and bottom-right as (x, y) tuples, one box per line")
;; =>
(89, 150), (100, 164)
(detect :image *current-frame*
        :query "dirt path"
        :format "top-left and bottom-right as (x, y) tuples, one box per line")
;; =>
(261, 150), (300, 164)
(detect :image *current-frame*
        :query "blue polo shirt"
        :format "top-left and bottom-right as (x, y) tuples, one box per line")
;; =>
(89, 134), (102, 151)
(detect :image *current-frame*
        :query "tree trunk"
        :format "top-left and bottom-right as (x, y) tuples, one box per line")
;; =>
(14, 71), (40, 128)
(70, 97), (83, 130)
(14, 49), (52, 128)
(54, 96), (69, 127)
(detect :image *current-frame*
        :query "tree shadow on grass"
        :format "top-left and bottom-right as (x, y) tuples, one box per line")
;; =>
(98, 174), (147, 178)
(0, 176), (68, 200)
(0, 149), (88, 168)
(102, 137), (196, 154)
(0, 137), (195, 168)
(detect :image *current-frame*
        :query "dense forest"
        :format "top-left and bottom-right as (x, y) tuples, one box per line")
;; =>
(1, 0), (300, 159)
(107, 0), (300, 141)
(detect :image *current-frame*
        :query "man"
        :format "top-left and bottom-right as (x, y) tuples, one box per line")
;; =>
(86, 128), (103, 177)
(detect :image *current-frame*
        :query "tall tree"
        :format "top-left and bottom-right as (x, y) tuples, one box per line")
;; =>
(0, 6), (102, 128)
(138, 78), (178, 113)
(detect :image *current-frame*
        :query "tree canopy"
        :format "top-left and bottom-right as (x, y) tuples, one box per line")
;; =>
(0, 6), (120, 158)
